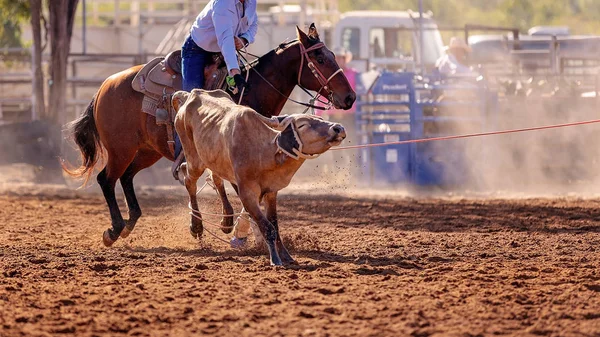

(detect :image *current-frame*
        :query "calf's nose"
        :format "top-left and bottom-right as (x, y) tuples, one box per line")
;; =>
(331, 124), (346, 138)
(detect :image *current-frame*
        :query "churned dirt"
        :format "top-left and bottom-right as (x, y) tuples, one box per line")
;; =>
(1, 188), (600, 337)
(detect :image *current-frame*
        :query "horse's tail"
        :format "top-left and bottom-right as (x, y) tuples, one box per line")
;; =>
(61, 95), (103, 186)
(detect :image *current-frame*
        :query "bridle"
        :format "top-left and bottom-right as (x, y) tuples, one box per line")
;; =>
(297, 42), (345, 109)
(237, 40), (345, 112)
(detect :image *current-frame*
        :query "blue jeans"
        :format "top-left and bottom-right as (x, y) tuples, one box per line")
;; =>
(181, 35), (211, 91)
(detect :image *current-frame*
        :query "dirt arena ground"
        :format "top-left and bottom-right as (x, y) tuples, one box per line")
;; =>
(1, 187), (600, 337)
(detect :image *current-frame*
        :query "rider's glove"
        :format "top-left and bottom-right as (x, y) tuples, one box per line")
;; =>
(226, 74), (247, 95)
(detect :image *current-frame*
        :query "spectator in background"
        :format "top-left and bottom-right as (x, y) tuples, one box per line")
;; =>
(319, 46), (357, 116)
(436, 37), (474, 75)
(315, 46), (358, 171)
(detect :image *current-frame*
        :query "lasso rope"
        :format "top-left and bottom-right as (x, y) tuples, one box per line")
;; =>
(331, 118), (600, 151)
(188, 176), (257, 246)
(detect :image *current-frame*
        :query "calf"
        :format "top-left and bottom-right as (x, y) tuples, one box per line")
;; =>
(173, 89), (346, 266)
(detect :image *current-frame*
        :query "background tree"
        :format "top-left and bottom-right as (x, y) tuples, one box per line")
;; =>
(30, 0), (45, 119)
(0, 0), (29, 49)
(47, 0), (79, 125)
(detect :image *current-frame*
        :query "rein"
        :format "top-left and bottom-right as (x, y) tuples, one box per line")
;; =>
(237, 40), (342, 112)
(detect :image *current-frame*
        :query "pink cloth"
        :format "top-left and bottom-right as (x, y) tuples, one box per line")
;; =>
(316, 66), (357, 115)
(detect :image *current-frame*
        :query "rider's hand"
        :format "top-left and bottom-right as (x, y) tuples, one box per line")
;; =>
(226, 69), (247, 95)
(233, 74), (247, 93)
(234, 37), (248, 50)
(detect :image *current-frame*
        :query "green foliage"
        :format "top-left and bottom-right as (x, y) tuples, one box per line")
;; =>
(0, 0), (30, 48)
(338, 0), (600, 35)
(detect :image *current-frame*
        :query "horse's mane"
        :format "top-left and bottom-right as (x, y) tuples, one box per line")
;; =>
(275, 39), (301, 52)
(242, 37), (320, 72)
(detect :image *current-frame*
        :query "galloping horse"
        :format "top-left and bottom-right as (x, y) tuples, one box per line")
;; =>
(63, 24), (356, 246)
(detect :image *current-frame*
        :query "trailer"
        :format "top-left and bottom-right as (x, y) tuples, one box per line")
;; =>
(355, 70), (496, 187)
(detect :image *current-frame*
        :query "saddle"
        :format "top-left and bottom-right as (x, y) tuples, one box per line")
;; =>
(132, 50), (229, 155)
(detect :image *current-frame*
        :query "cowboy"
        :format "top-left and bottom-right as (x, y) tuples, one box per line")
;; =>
(435, 37), (474, 75)
(181, 0), (258, 93)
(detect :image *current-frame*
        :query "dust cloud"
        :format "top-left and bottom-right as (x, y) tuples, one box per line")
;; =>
(292, 80), (600, 198)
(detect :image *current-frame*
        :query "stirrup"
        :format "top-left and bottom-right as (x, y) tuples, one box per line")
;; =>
(172, 151), (186, 183)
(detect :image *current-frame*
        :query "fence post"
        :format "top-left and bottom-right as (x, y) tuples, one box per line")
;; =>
(114, 0), (121, 27)
(131, 0), (140, 27)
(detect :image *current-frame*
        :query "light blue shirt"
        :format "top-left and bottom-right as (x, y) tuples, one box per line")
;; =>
(190, 0), (258, 72)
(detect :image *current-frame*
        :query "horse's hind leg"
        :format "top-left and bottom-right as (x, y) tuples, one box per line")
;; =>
(119, 149), (163, 239)
(99, 151), (136, 247)
(211, 174), (235, 234)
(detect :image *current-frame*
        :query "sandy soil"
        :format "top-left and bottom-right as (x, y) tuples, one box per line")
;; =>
(1, 189), (600, 336)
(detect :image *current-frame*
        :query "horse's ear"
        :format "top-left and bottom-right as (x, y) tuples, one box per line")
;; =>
(296, 25), (310, 46)
(172, 91), (190, 112)
(307, 23), (319, 41)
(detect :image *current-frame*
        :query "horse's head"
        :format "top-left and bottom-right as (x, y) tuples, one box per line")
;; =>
(295, 24), (356, 110)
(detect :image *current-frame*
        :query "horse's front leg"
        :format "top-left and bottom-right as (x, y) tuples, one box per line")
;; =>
(264, 192), (295, 265)
(210, 173), (235, 234)
(238, 182), (282, 266)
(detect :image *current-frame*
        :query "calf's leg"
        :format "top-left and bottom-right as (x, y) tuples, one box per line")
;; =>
(263, 192), (295, 264)
(210, 173), (235, 234)
(238, 182), (282, 266)
(182, 162), (206, 239)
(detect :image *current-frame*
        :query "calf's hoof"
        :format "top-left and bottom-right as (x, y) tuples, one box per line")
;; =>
(220, 219), (234, 234)
(270, 260), (283, 266)
(102, 229), (117, 247)
(230, 236), (248, 249)
(269, 254), (283, 266)
(189, 223), (202, 239)
(283, 258), (298, 266)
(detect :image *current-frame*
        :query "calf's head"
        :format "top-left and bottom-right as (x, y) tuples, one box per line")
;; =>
(270, 114), (346, 159)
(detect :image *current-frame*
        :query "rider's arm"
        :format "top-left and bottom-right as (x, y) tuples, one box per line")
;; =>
(239, 1), (258, 45)
(211, 0), (239, 73)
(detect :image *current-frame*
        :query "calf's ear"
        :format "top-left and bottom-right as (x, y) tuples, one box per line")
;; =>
(172, 91), (190, 111)
(263, 115), (292, 130)
(278, 123), (300, 153)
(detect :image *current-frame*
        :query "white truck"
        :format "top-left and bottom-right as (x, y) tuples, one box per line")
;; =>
(330, 11), (445, 72)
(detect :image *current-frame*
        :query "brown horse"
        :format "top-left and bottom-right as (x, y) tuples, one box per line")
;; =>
(63, 24), (356, 246)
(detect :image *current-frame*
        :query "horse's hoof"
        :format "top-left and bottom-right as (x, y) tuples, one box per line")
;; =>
(230, 236), (248, 249)
(120, 223), (135, 239)
(102, 230), (116, 247)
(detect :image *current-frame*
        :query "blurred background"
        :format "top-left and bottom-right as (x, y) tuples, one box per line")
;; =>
(1, 0), (600, 195)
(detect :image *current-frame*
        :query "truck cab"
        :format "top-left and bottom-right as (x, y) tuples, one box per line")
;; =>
(331, 11), (445, 73)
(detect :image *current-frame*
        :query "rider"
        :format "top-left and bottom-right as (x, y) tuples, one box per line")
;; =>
(175, 0), (258, 164)
(182, 0), (257, 92)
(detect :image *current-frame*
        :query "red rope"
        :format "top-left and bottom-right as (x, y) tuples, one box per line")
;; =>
(331, 119), (600, 151)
